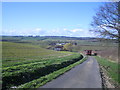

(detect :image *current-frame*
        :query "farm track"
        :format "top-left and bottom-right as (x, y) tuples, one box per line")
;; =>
(40, 56), (102, 88)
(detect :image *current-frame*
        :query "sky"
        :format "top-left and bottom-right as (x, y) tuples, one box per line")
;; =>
(2, 2), (104, 37)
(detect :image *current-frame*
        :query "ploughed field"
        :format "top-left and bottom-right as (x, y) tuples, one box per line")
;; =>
(2, 42), (83, 89)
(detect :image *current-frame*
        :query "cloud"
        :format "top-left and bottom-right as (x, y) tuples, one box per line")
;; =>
(2, 28), (45, 36)
(70, 29), (83, 32)
(35, 28), (42, 32)
(2, 29), (17, 36)
(2, 26), (95, 37)
(63, 28), (67, 31)
(44, 28), (90, 37)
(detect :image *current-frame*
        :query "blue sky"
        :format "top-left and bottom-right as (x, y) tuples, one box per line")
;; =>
(2, 2), (103, 37)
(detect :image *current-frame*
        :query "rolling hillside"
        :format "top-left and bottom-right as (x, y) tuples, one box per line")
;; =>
(2, 42), (73, 67)
(2, 41), (84, 89)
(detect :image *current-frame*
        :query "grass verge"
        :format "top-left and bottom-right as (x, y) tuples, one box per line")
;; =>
(17, 56), (87, 88)
(95, 56), (120, 88)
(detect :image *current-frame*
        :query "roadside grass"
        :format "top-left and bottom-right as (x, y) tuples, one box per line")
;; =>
(18, 56), (87, 88)
(95, 56), (120, 85)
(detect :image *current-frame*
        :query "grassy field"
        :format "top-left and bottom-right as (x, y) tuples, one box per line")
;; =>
(2, 36), (118, 62)
(95, 56), (120, 87)
(2, 41), (84, 89)
(2, 42), (73, 67)
(2, 36), (118, 88)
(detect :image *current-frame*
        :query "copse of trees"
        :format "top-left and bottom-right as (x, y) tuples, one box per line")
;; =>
(63, 43), (73, 51)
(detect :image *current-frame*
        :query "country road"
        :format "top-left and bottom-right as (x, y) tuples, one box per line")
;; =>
(40, 56), (102, 88)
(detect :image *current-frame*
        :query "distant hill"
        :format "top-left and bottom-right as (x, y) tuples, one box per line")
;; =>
(1, 36), (97, 42)
(40, 36), (97, 40)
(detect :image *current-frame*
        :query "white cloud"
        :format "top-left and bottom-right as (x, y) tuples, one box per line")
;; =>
(70, 29), (83, 32)
(63, 28), (67, 31)
(35, 28), (42, 32)
(2, 26), (95, 37)
(2, 28), (44, 36)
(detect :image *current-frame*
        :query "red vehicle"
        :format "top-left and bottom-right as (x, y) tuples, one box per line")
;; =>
(84, 50), (97, 56)
(85, 50), (92, 55)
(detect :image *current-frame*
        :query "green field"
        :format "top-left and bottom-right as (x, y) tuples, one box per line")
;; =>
(2, 36), (118, 88)
(2, 41), (84, 89)
(2, 42), (74, 67)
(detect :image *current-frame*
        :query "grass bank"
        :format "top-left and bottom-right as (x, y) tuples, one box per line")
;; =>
(95, 56), (120, 88)
(18, 56), (86, 88)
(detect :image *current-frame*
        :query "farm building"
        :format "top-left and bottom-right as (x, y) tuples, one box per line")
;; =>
(56, 43), (66, 45)
(54, 46), (63, 51)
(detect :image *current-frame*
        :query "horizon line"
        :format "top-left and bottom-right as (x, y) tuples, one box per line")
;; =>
(0, 35), (96, 38)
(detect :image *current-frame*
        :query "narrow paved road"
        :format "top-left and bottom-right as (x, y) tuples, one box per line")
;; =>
(40, 56), (102, 88)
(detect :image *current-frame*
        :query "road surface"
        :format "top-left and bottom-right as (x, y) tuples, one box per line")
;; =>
(40, 56), (102, 88)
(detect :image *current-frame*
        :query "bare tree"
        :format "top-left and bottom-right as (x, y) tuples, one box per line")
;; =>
(90, 2), (120, 42)
(90, 2), (120, 64)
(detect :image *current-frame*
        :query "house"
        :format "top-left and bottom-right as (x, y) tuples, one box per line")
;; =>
(56, 43), (67, 45)
(54, 46), (63, 51)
